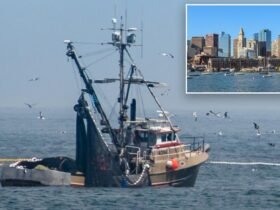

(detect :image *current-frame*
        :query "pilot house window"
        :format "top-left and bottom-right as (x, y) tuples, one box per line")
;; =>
(161, 132), (177, 142)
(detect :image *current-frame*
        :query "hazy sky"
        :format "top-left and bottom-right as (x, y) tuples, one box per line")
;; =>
(1, 0), (280, 112)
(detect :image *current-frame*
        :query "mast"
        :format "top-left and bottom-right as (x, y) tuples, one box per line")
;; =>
(119, 19), (126, 147)
(109, 17), (137, 147)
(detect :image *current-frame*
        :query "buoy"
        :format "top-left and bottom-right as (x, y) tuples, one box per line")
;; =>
(171, 158), (179, 169)
(166, 158), (179, 170)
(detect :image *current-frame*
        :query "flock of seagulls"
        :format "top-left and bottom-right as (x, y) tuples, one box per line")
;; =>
(25, 78), (66, 133)
(202, 110), (229, 120)
(252, 122), (276, 146)
(26, 77), (46, 121)
(25, 103), (46, 121)
(25, 77), (45, 122)
(191, 110), (277, 147)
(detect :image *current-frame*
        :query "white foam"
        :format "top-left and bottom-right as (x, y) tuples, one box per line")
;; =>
(208, 161), (280, 166)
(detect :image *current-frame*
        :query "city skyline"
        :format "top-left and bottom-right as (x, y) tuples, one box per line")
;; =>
(188, 28), (280, 58)
(187, 5), (280, 42)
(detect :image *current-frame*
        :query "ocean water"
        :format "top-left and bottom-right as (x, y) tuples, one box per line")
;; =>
(187, 72), (280, 92)
(0, 108), (279, 210)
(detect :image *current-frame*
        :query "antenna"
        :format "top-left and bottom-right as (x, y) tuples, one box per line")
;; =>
(141, 21), (143, 58)
(125, 9), (128, 42)
(112, 0), (117, 31)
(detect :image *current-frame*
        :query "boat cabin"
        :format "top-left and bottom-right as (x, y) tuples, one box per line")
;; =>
(133, 126), (180, 149)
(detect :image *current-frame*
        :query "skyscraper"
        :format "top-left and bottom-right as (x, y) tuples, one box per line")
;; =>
(218, 32), (231, 57)
(257, 41), (266, 57)
(204, 34), (218, 56)
(238, 28), (246, 48)
(205, 34), (218, 48)
(258, 29), (271, 57)
(191, 36), (205, 53)
(237, 27), (246, 58)
(253, 33), (258, 41)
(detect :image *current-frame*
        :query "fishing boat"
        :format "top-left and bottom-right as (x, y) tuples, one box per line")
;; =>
(66, 17), (209, 187)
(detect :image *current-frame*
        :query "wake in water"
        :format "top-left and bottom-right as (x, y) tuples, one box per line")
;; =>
(208, 161), (280, 166)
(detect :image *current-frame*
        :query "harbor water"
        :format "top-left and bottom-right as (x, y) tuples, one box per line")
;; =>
(0, 108), (279, 210)
(187, 72), (280, 92)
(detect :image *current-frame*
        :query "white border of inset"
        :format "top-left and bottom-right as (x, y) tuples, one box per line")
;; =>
(185, 3), (280, 94)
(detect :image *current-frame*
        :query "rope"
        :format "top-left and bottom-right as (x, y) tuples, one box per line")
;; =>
(125, 163), (150, 186)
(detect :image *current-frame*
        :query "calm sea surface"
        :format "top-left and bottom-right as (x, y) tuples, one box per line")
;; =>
(0, 108), (279, 210)
(187, 72), (280, 92)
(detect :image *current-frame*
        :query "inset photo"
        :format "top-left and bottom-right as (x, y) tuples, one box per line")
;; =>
(186, 4), (280, 93)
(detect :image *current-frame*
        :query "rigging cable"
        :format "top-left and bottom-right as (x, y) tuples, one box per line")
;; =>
(95, 85), (115, 118)
(79, 47), (117, 123)
(136, 85), (146, 118)
(108, 101), (118, 123)
(72, 41), (102, 45)
(79, 47), (115, 58)
(70, 60), (82, 95)
(86, 49), (118, 69)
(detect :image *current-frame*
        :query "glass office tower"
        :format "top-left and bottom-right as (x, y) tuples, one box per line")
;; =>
(218, 32), (231, 57)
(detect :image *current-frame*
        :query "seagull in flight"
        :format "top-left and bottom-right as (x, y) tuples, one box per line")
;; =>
(59, 130), (67, 134)
(24, 103), (36, 109)
(37, 111), (45, 120)
(268, 143), (275, 147)
(218, 131), (223, 136)
(192, 112), (198, 121)
(209, 110), (222, 118)
(29, 77), (39, 82)
(160, 52), (174, 59)
(253, 122), (261, 136)
(224, 112), (229, 119)
(157, 110), (174, 118)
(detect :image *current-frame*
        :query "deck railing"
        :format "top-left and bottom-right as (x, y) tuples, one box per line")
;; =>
(125, 136), (206, 162)
(183, 136), (205, 152)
